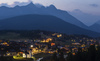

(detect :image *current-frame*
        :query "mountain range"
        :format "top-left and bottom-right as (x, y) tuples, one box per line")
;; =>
(0, 2), (100, 37)
(68, 9), (100, 33)
(68, 9), (100, 26)
(90, 20), (100, 33)
(0, 2), (87, 29)
(0, 14), (100, 37)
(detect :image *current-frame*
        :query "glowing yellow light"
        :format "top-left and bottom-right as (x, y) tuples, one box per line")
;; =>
(57, 34), (62, 38)
(7, 53), (10, 56)
(72, 53), (75, 55)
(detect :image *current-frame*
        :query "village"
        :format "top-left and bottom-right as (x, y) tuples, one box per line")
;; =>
(0, 32), (100, 61)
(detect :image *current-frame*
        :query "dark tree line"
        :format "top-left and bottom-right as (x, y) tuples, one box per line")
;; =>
(50, 44), (100, 61)
(67, 44), (100, 61)
(0, 56), (13, 61)
(50, 48), (66, 61)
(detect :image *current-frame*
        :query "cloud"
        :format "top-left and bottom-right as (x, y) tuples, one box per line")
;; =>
(73, 9), (82, 12)
(0, 3), (10, 7)
(35, 3), (43, 8)
(10, 0), (32, 7)
(11, 1), (29, 6)
(90, 4), (99, 7)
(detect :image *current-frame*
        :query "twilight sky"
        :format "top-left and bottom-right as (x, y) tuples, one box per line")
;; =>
(0, 0), (100, 25)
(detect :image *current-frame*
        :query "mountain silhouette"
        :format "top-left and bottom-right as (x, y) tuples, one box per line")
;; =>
(0, 14), (100, 37)
(0, 2), (87, 29)
(68, 9), (100, 26)
(90, 20), (100, 33)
